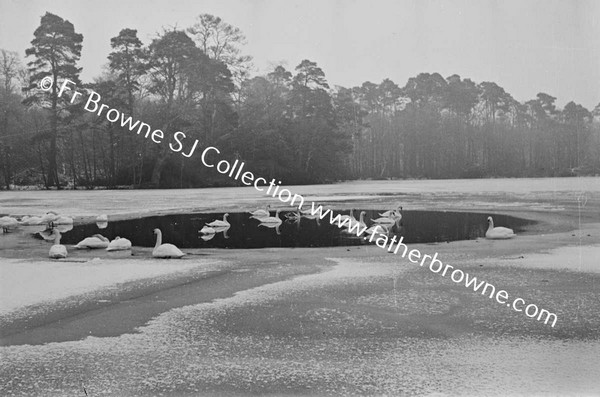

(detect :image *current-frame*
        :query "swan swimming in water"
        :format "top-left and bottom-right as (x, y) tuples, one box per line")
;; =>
(206, 213), (230, 228)
(258, 209), (282, 225)
(249, 205), (271, 218)
(152, 228), (185, 258)
(106, 236), (132, 251)
(75, 234), (109, 249)
(485, 216), (516, 239)
(49, 231), (68, 259)
(200, 225), (216, 234)
(339, 209), (355, 223)
(371, 215), (396, 225)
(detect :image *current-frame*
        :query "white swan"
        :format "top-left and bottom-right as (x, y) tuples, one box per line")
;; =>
(0, 216), (19, 232)
(96, 214), (108, 222)
(200, 233), (215, 241)
(49, 231), (68, 259)
(371, 215), (396, 225)
(258, 221), (281, 235)
(249, 205), (271, 218)
(54, 224), (73, 233)
(379, 204), (402, 217)
(485, 216), (516, 239)
(107, 236), (132, 251)
(20, 216), (44, 226)
(379, 206), (402, 221)
(41, 211), (60, 225)
(365, 224), (389, 239)
(200, 225), (216, 234)
(75, 234), (109, 249)
(55, 216), (74, 225)
(339, 209), (355, 223)
(342, 211), (367, 234)
(206, 213), (230, 228)
(355, 211), (367, 229)
(38, 228), (58, 241)
(152, 228), (185, 258)
(259, 209), (282, 224)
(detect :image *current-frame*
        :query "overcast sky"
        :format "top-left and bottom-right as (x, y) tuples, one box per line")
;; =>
(1, 0), (598, 108)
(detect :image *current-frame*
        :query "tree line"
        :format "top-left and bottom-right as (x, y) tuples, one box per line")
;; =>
(1, 12), (599, 190)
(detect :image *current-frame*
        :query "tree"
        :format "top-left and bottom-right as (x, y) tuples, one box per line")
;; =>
(0, 50), (24, 189)
(108, 28), (148, 184)
(108, 28), (147, 115)
(188, 14), (252, 109)
(23, 12), (83, 188)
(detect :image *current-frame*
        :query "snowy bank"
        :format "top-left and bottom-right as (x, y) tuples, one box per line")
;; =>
(0, 258), (220, 316)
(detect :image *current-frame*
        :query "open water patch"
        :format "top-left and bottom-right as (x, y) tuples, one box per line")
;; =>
(55, 210), (535, 249)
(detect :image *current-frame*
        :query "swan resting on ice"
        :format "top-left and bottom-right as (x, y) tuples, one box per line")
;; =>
(152, 228), (185, 258)
(107, 236), (132, 251)
(75, 234), (110, 249)
(49, 231), (68, 259)
(485, 216), (516, 239)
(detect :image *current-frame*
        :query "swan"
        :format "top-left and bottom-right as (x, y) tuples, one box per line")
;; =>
(249, 205), (271, 218)
(342, 211), (367, 234)
(55, 224), (73, 233)
(20, 216), (44, 226)
(96, 214), (108, 222)
(258, 221), (281, 235)
(339, 209), (355, 223)
(206, 213), (230, 228)
(75, 234), (109, 249)
(365, 224), (389, 239)
(38, 228), (58, 241)
(200, 225), (216, 234)
(55, 216), (74, 225)
(485, 216), (516, 239)
(354, 211), (367, 229)
(212, 225), (230, 233)
(258, 209), (282, 224)
(106, 236), (132, 251)
(0, 216), (19, 232)
(379, 206), (402, 220)
(41, 211), (60, 225)
(200, 233), (215, 241)
(379, 204), (402, 217)
(152, 228), (185, 258)
(371, 215), (396, 225)
(49, 231), (68, 259)
(285, 210), (301, 223)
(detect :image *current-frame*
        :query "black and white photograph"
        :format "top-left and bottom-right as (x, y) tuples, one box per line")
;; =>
(0, 0), (599, 395)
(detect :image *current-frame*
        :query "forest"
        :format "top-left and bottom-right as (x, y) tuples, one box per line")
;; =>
(1, 12), (599, 190)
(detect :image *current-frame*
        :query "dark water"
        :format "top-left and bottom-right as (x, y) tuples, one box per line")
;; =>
(55, 210), (535, 249)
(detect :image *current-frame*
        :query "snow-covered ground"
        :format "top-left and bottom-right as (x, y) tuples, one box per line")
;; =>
(0, 258), (221, 316)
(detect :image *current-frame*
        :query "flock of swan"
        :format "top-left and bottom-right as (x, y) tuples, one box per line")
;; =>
(0, 206), (516, 261)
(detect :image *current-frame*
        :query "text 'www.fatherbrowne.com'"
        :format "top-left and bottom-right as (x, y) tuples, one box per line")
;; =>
(45, 77), (558, 328)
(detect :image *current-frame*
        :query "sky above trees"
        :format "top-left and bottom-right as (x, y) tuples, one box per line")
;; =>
(0, 0), (598, 109)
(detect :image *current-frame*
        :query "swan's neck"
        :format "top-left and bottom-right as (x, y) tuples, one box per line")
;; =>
(54, 233), (61, 245)
(488, 219), (494, 230)
(155, 231), (162, 248)
(359, 213), (365, 222)
(223, 214), (228, 222)
(350, 209), (354, 217)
